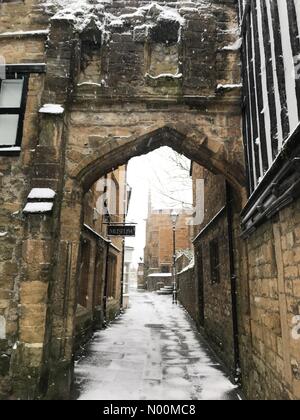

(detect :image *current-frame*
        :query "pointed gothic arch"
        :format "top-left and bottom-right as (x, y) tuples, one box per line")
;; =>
(70, 125), (246, 199)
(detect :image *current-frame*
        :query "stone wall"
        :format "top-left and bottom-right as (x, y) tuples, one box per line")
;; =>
(147, 274), (172, 292)
(191, 165), (235, 372)
(194, 213), (236, 374)
(0, 73), (45, 400)
(177, 267), (197, 322)
(190, 165), (300, 399)
(246, 198), (300, 400)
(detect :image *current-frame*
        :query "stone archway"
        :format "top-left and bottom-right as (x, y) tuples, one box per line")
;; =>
(40, 116), (246, 399)
(11, 98), (246, 400)
(1, 0), (246, 400)
(72, 125), (246, 196)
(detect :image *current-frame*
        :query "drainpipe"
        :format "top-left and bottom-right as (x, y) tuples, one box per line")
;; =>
(103, 239), (110, 326)
(226, 181), (241, 383)
(120, 237), (125, 310)
(103, 176), (110, 326)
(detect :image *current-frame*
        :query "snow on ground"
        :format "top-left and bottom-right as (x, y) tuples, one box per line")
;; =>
(74, 291), (239, 401)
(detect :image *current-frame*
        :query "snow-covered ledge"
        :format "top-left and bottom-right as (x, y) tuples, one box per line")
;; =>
(28, 188), (56, 200)
(221, 38), (242, 52)
(23, 188), (56, 215)
(145, 72), (183, 81)
(39, 104), (65, 115)
(0, 29), (49, 39)
(0, 146), (21, 154)
(23, 202), (54, 214)
(216, 83), (243, 93)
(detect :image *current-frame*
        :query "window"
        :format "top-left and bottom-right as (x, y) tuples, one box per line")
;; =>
(209, 239), (220, 285)
(107, 254), (117, 298)
(151, 257), (159, 268)
(161, 264), (170, 273)
(0, 73), (28, 151)
(78, 240), (91, 307)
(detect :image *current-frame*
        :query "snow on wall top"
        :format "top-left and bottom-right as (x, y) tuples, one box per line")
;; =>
(41, 1), (188, 36)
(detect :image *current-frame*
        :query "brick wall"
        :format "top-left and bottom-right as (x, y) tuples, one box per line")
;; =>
(144, 210), (193, 276)
(178, 267), (197, 321)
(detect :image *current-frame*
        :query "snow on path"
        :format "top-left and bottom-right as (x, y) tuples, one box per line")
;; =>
(74, 291), (239, 401)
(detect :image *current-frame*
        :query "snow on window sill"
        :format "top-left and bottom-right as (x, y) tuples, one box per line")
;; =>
(28, 188), (56, 200)
(39, 104), (64, 115)
(0, 146), (21, 154)
(23, 202), (54, 214)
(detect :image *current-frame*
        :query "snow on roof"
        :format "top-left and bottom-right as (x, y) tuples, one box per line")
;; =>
(176, 249), (194, 261)
(178, 257), (194, 275)
(142, 3), (185, 25)
(28, 188), (56, 200)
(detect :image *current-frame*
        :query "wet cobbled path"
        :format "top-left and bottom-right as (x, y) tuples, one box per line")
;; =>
(74, 291), (240, 400)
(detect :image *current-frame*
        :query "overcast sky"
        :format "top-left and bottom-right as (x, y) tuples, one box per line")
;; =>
(125, 146), (192, 265)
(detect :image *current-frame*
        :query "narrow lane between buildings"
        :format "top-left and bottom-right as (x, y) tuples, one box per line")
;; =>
(74, 291), (240, 400)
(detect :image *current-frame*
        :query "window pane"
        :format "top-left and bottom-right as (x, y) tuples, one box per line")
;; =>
(0, 114), (19, 146)
(0, 79), (24, 108)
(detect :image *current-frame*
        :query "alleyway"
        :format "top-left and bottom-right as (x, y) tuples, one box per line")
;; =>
(74, 291), (240, 400)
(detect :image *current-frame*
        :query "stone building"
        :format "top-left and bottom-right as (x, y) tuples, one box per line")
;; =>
(144, 206), (193, 275)
(0, 0), (299, 402)
(0, 0), (250, 399)
(188, 163), (238, 377)
(178, 0), (300, 401)
(75, 166), (129, 347)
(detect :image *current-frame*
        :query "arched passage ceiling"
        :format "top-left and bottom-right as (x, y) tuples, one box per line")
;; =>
(70, 126), (246, 197)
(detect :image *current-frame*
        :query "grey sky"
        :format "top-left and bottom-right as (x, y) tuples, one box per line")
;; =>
(125, 146), (192, 266)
